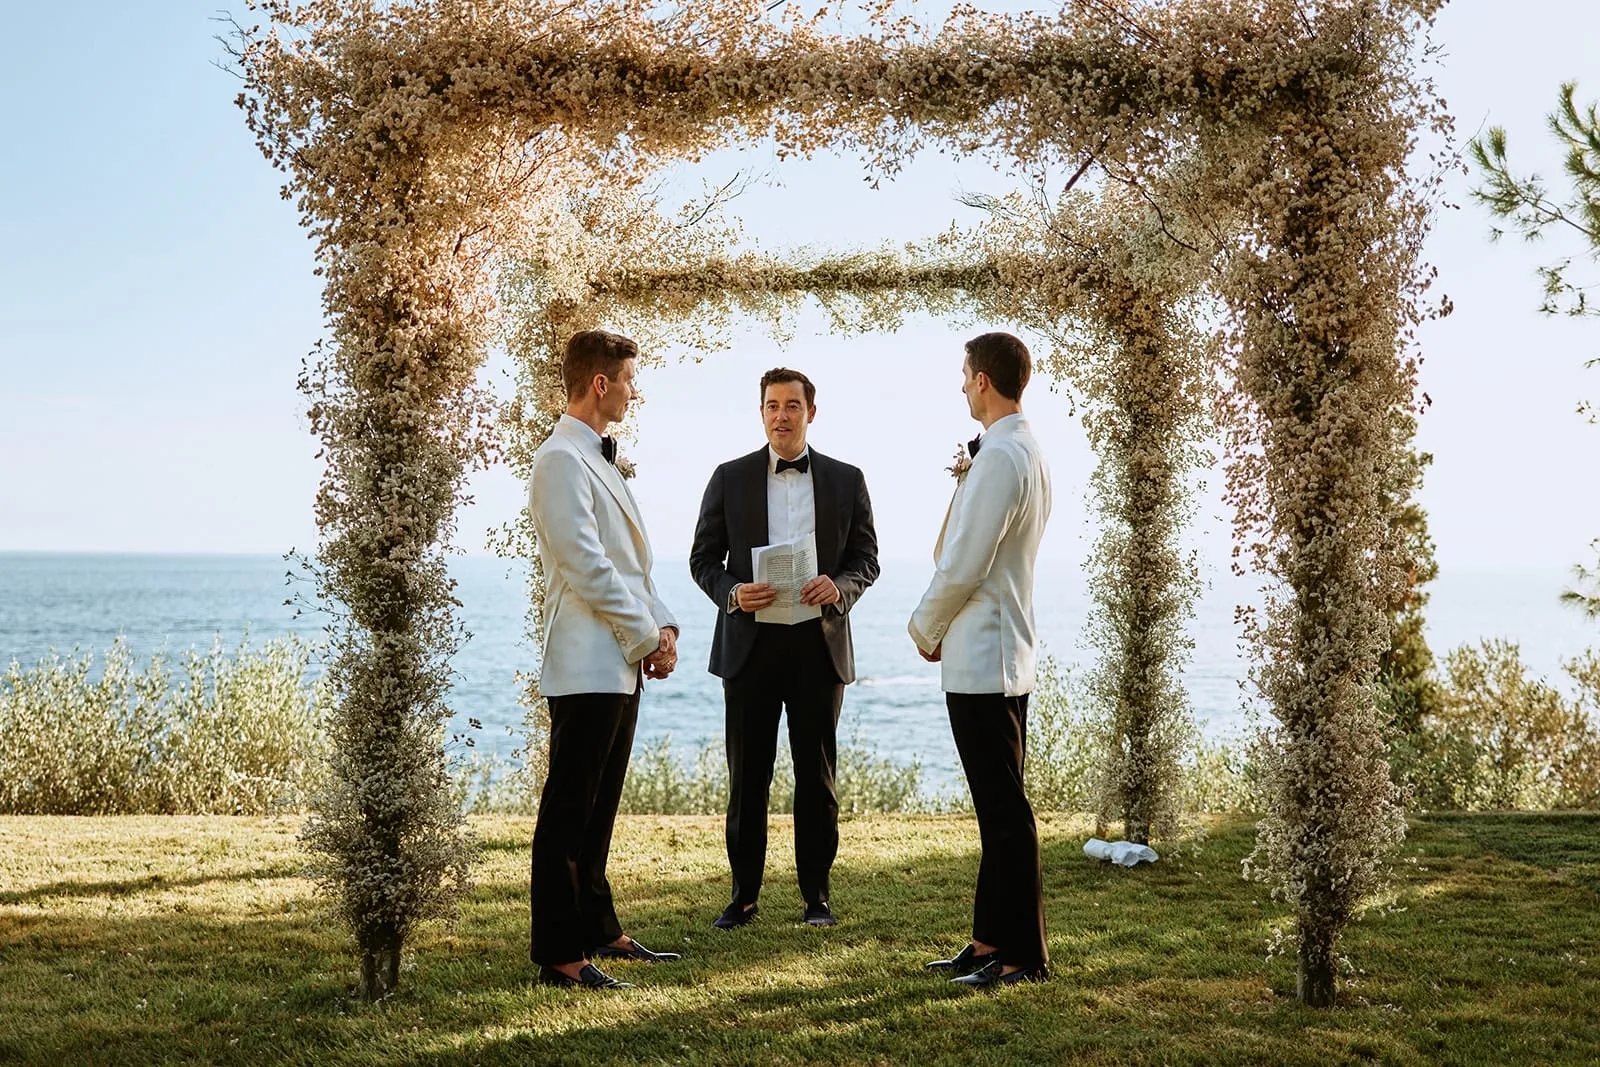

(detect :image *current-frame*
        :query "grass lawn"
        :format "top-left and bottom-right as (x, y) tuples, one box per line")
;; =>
(1, 812), (1597, 1065)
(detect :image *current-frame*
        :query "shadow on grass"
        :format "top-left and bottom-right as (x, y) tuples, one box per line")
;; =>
(0, 863), (306, 907)
(3, 816), (1599, 1066)
(1422, 811), (1600, 894)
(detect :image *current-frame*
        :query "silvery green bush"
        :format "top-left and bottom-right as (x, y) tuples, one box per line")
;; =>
(0, 636), (326, 815)
(1026, 656), (1255, 821)
(1410, 641), (1600, 811)
(462, 723), (924, 817)
(1022, 656), (1101, 814)
(467, 656), (1249, 819)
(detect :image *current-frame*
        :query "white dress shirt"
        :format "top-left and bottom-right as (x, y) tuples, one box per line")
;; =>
(767, 445), (817, 545)
(729, 446), (818, 614)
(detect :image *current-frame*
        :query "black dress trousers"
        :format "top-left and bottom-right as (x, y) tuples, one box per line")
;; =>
(947, 691), (1049, 970)
(529, 688), (640, 966)
(722, 617), (845, 908)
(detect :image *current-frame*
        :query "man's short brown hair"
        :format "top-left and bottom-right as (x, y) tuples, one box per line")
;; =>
(759, 367), (816, 407)
(964, 332), (1031, 402)
(562, 330), (638, 399)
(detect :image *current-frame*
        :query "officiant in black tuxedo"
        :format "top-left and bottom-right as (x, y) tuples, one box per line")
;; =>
(690, 367), (879, 930)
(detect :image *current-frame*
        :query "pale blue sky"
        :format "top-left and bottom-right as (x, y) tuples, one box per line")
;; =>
(2, 1), (1597, 580)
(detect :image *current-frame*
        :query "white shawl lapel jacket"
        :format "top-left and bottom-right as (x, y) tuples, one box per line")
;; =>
(908, 414), (1051, 697)
(528, 415), (677, 697)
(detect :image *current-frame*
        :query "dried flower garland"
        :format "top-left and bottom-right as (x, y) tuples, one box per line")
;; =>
(236, 0), (1447, 1006)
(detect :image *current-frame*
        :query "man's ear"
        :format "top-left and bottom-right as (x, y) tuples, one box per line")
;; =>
(806, 406), (817, 424)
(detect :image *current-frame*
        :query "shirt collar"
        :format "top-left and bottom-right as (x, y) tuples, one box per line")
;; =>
(984, 413), (1025, 439)
(767, 445), (811, 474)
(559, 413), (605, 455)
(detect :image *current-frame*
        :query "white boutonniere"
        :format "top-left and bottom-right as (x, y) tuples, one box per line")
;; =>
(615, 453), (637, 480)
(947, 443), (973, 479)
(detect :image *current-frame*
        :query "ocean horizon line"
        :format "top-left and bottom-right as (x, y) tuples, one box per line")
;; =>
(0, 548), (1578, 578)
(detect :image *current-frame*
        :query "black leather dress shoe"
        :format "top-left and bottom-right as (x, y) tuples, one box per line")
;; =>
(536, 963), (633, 989)
(802, 901), (837, 927)
(589, 939), (682, 963)
(926, 943), (999, 974)
(950, 961), (1049, 989)
(712, 902), (759, 929)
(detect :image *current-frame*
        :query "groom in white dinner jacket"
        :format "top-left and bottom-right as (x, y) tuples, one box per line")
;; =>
(910, 331), (1052, 989)
(526, 330), (682, 990)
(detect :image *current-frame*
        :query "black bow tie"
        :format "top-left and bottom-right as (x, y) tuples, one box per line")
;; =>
(775, 454), (809, 475)
(600, 436), (617, 464)
(968, 435), (982, 458)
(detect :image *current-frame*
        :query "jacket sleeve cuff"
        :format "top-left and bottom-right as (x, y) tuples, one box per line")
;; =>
(624, 627), (661, 665)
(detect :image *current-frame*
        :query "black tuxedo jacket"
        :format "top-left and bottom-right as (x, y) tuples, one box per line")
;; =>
(690, 446), (879, 683)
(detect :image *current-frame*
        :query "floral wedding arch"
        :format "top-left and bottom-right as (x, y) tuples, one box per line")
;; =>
(237, 0), (1447, 1004)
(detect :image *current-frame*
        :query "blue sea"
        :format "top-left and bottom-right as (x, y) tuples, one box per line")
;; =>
(1, 553), (1594, 792)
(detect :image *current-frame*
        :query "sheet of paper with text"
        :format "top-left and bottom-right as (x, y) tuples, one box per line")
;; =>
(751, 533), (822, 625)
